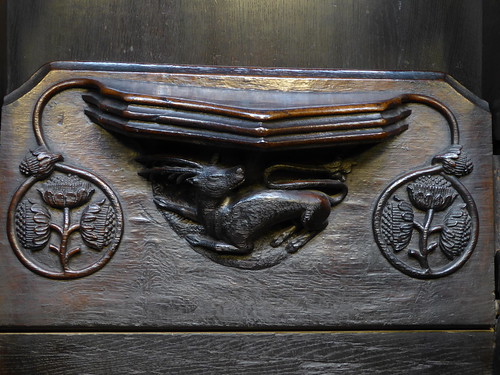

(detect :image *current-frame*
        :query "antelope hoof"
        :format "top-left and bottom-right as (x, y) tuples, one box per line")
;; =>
(271, 226), (296, 247)
(285, 232), (316, 253)
(285, 239), (303, 253)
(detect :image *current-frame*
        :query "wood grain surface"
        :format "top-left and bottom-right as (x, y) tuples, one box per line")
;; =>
(0, 331), (494, 374)
(0, 65), (494, 330)
(6, 0), (482, 95)
(1, 1), (497, 373)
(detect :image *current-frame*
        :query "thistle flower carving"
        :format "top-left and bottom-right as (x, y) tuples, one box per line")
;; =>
(15, 173), (118, 274)
(19, 146), (63, 179)
(379, 173), (472, 274)
(374, 144), (477, 278)
(38, 174), (94, 209)
(407, 175), (457, 212)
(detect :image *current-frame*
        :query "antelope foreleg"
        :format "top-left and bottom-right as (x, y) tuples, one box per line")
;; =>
(271, 224), (298, 247)
(285, 230), (320, 253)
(186, 234), (251, 255)
(153, 197), (198, 222)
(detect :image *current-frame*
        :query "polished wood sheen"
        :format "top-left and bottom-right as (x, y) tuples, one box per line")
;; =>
(2, 1), (497, 373)
(0, 63), (493, 330)
(6, 0), (482, 95)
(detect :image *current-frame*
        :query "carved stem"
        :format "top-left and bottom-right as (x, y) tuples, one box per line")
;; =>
(417, 208), (434, 271)
(401, 94), (459, 145)
(49, 222), (63, 236)
(58, 207), (71, 272)
(33, 79), (103, 148)
(429, 225), (443, 234)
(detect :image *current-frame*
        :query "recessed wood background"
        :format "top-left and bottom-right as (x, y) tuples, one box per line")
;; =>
(0, 64), (493, 330)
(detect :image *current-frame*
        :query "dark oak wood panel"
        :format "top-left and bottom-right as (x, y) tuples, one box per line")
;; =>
(2, 1), (496, 372)
(0, 331), (494, 374)
(0, 64), (493, 330)
(7, 0), (482, 95)
(484, 0), (500, 144)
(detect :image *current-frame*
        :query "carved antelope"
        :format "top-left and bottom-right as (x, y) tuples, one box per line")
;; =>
(139, 157), (347, 254)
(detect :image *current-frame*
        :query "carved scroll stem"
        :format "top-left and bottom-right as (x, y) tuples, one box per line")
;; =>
(409, 208), (436, 271)
(400, 93), (459, 145)
(53, 162), (124, 274)
(48, 207), (81, 272)
(32, 78), (105, 148)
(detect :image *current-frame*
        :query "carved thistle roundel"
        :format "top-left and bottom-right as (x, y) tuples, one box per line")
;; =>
(373, 145), (478, 279)
(8, 147), (124, 279)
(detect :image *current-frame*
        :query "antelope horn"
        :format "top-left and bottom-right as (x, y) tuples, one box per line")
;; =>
(138, 166), (199, 178)
(136, 155), (203, 169)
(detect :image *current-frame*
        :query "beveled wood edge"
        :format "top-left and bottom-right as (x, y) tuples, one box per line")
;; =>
(3, 61), (489, 111)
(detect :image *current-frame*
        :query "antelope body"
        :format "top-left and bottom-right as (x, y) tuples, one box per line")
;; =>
(141, 157), (345, 254)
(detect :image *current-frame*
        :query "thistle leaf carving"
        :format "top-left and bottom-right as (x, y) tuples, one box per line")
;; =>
(15, 199), (51, 250)
(381, 196), (414, 252)
(439, 204), (471, 259)
(80, 199), (117, 250)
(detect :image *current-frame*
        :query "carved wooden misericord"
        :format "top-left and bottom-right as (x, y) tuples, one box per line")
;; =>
(0, 63), (494, 335)
(0, 63), (486, 279)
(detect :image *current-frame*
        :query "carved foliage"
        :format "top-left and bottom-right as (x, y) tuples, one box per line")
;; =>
(381, 196), (414, 252)
(433, 144), (473, 177)
(440, 204), (472, 260)
(15, 200), (51, 250)
(11, 166), (122, 278)
(80, 199), (117, 251)
(19, 146), (63, 179)
(374, 145), (476, 278)
(379, 173), (472, 274)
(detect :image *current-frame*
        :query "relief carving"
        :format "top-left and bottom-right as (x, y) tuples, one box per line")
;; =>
(373, 144), (477, 278)
(9, 147), (123, 279)
(7, 79), (124, 279)
(5, 68), (481, 277)
(139, 155), (351, 268)
(14, 172), (120, 274)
